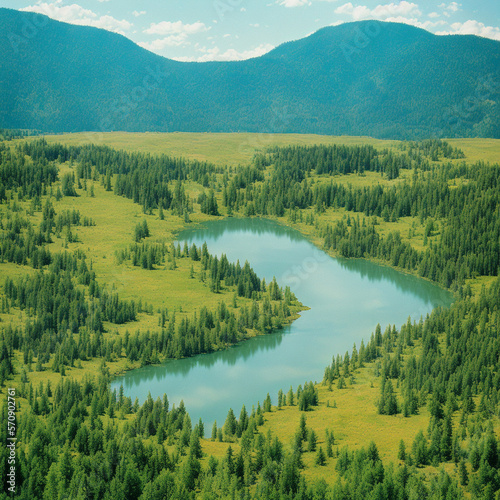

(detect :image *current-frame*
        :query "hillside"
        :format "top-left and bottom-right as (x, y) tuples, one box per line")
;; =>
(1, 8), (499, 139)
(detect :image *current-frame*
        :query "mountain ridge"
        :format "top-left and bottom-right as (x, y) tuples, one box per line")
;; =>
(1, 8), (499, 139)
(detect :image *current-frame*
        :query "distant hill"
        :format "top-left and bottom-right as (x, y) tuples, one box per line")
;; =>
(1, 8), (499, 139)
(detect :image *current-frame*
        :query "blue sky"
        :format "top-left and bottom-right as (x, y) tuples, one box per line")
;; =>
(4, 0), (500, 61)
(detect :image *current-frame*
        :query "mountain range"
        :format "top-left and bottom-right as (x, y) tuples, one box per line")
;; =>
(0, 8), (499, 139)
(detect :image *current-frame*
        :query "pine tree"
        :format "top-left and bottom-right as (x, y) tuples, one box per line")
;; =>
(223, 408), (237, 438)
(398, 439), (406, 461)
(378, 378), (398, 415)
(459, 459), (468, 486)
(307, 429), (317, 452)
(315, 446), (326, 466)
(299, 413), (307, 441)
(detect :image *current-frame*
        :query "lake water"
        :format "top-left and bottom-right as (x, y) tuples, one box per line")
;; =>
(111, 218), (453, 432)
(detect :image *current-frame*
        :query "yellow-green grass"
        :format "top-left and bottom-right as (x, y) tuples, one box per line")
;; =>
(257, 361), (455, 488)
(313, 169), (412, 190)
(1, 180), (228, 320)
(0, 261), (36, 282)
(37, 133), (500, 171)
(466, 275), (499, 298)
(37, 177), (261, 317)
(446, 138), (500, 164)
(200, 439), (241, 465)
(40, 132), (399, 167)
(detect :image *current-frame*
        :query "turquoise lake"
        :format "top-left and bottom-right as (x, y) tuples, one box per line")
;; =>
(111, 218), (453, 433)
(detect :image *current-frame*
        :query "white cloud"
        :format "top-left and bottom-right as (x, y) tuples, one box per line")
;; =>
(20, 1), (132, 34)
(438, 2), (461, 12)
(334, 1), (421, 21)
(428, 12), (440, 18)
(144, 21), (210, 35)
(250, 23), (260, 28)
(277, 0), (311, 7)
(132, 10), (146, 17)
(138, 35), (191, 51)
(144, 21), (210, 36)
(277, 0), (340, 4)
(436, 20), (500, 41)
(140, 21), (210, 49)
(372, 2), (421, 17)
(438, 2), (461, 17)
(172, 43), (275, 62)
(383, 16), (446, 29)
(335, 3), (370, 19)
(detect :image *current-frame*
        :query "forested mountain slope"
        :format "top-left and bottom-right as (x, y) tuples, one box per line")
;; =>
(1, 8), (499, 139)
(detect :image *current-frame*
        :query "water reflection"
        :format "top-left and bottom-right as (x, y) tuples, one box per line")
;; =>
(336, 257), (450, 307)
(176, 217), (305, 242)
(121, 327), (288, 385)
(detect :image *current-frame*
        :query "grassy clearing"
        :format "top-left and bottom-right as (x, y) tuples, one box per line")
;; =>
(40, 132), (399, 166)
(255, 352), (465, 488)
(40, 133), (500, 170)
(446, 138), (500, 164)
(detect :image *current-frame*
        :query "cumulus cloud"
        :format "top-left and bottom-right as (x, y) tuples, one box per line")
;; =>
(140, 21), (211, 50)
(277, 0), (311, 7)
(334, 1), (421, 21)
(171, 43), (275, 62)
(132, 11), (146, 18)
(436, 20), (500, 41)
(276, 0), (341, 6)
(138, 36), (191, 51)
(438, 2), (461, 13)
(383, 16), (446, 30)
(144, 20), (210, 36)
(438, 2), (461, 17)
(20, 1), (132, 34)
(331, 0), (500, 41)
